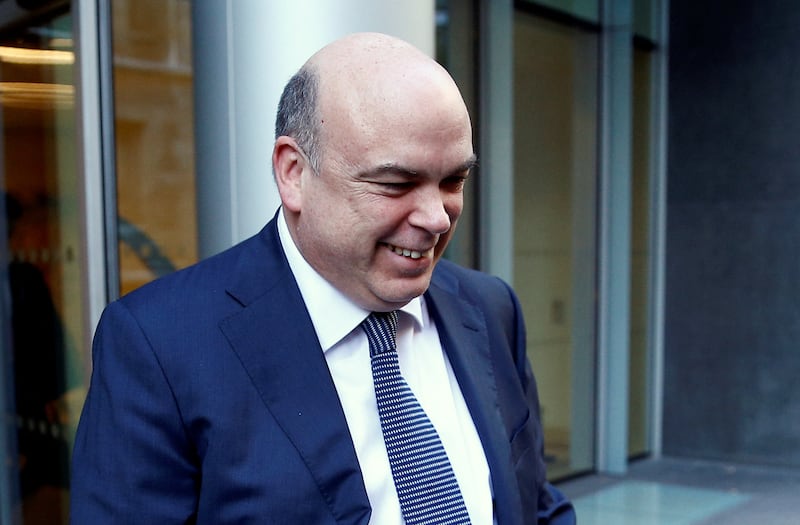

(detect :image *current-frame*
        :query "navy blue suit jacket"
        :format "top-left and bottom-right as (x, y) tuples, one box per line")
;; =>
(71, 216), (575, 524)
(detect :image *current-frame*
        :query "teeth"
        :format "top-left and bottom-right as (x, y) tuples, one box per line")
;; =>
(388, 244), (423, 259)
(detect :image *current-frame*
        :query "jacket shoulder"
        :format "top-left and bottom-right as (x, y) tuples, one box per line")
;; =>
(432, 258), (518, 310)
(119, 222), (281, 313)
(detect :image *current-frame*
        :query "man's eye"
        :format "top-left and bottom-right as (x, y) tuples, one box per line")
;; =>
(379, 182), (413, 190)
(443, 176), (467, 191)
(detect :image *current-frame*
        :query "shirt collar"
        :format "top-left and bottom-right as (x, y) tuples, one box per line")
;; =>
(277, 208), (425, 352)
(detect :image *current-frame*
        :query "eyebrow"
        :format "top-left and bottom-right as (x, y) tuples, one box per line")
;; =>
(361, 154), (479, 179)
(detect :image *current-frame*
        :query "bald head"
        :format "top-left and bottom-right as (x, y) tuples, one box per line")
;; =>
(306, 31), (444, 88)
(275, 32), (471, 175)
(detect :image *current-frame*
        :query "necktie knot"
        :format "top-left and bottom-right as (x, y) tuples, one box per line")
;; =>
(361, 311), (398, 357)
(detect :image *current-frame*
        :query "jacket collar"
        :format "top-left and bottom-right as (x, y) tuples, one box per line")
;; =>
(426, 265), (521, 524)
(221, 216), (371, 524)
(222, 217), (517, 523)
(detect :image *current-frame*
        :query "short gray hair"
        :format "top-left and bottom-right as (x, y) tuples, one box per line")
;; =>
(275, 66), (321, 173)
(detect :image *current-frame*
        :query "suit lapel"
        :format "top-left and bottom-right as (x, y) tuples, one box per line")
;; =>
(425, 272), (521, 525)
(219, 219), (370, 524)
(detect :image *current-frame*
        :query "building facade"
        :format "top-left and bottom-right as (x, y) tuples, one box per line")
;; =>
(2, 0), (795, 523)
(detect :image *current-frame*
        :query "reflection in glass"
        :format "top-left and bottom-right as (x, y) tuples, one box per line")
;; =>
(111, 0), (196, 295)
(1, 9), (83, 524)
(629, 46), (654, 458)
(519, 0), (599, 23)
(513, 12), (598, 479)
(435, 0), (478, 269)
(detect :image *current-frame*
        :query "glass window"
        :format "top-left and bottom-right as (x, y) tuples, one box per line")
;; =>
(1, 7), (81, 523)
(628, 0), (662, 459)
(634, 0), (658, 41)
(435, 0), (478, 269)
(111, 0), (196, 296)
(628, 45), (653, 458)
(518, 0), (600, 24)
(513, 10), (598, 478)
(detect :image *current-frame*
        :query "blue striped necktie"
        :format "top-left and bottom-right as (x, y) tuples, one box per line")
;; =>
(361, 311), (471, 524)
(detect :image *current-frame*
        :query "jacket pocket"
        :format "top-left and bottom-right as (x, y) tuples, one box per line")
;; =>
(509, 409), (535, 466)
(508, 409), (545, 524)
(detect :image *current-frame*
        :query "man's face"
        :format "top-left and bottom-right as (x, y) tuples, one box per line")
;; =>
(290, 78), (475, 312)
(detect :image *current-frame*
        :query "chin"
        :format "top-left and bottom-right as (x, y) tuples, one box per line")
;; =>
(368, 271), (434, 305)
(385, 284), (431, 305)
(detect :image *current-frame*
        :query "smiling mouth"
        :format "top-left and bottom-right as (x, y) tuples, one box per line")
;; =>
(384, 243), (429, 260)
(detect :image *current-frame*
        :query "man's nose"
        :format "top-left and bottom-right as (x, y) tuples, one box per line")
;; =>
(409, 187), (452, 234)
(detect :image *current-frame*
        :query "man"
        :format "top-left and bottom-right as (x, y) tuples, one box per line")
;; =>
(71, 33), (575, 524)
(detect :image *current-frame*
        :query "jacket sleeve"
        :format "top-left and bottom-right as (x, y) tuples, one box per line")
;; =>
(537, 482), (576, 524)
(70, 300), (199, 524)
(504, 280), (576, 525)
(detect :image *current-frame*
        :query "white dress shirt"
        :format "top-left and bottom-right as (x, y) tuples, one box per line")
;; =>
(278, 210), (494, 524)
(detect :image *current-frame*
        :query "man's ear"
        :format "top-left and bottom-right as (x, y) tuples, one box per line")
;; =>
(273, 136), (308, 213)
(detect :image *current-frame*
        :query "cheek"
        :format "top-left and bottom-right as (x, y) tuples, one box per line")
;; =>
(317, 201), (377, 254)
(444, 193), (464, 221)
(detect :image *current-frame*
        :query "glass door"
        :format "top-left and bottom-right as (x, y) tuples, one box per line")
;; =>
(513, 7), (599, 479)
(111, 0), (197, 296)
(1, 5), (83, 523)
(629, 45), (653, 458)
(628, 0), (663, 461)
